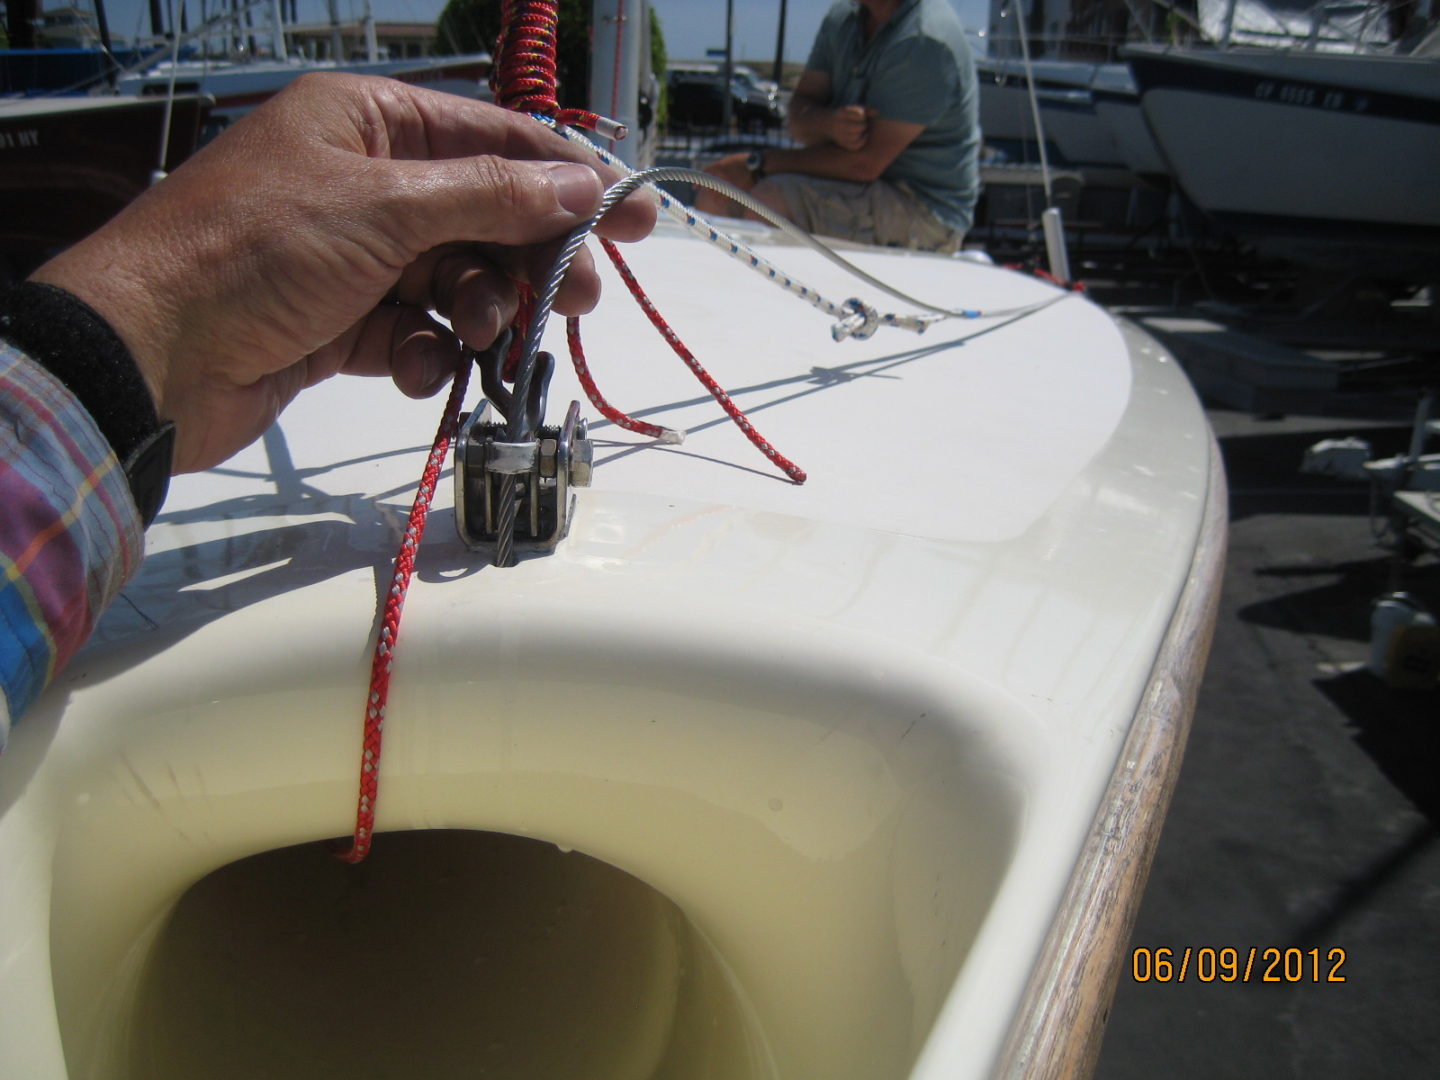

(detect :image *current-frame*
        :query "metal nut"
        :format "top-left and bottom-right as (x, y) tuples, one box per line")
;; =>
(570, 437), (594, 487)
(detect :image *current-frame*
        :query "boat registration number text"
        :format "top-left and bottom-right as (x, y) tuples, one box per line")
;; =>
(1254, 80), (1369, 114)
(0, 128), (40, 150)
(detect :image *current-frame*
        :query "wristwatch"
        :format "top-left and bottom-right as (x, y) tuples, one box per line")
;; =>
(745, 149), (767, 181)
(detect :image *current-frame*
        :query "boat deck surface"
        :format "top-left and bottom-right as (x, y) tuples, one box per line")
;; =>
(7, 219), (1222, 1080)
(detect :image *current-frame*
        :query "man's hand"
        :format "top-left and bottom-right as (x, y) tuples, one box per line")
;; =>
(828, 104), (877, 151)
(786, 70), (879, 152)
(32, 74), (656, 473)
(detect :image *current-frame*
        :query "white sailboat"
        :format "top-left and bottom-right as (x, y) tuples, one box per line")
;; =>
(0, 4), (1225, 1077)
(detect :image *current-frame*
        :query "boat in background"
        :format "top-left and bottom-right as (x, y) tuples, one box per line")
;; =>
(1, 0), (492, 126)
(0, 45), (149, 95)
(976, 57), (1134, 170)
(0, 0), (489, 273)
(110, 0), (492, 128)
(1125, 32), (1440, 275)
(0, 92), (211, 276)
(969, 52), (1173, 258)
(1088, 64), (1168, 179)
(117, 52), (491, 128)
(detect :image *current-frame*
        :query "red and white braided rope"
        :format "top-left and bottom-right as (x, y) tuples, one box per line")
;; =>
(595, 238), (806, 483)
(338, 360), (470, 863)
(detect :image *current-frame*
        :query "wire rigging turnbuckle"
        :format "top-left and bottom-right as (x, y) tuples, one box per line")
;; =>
(453, 343), (593, 560)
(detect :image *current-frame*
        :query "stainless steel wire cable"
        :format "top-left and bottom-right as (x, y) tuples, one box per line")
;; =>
(538, 120), (1076, 329)
(493, 144), (1077, 566)
(507, 164), (1073, 444)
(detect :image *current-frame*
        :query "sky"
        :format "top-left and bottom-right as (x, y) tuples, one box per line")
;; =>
(93, 0), (993, 63)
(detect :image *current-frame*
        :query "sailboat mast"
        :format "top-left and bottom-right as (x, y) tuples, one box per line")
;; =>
(327, 0), (343, 61)
(772, 0), (788, 86)
(268, 0), (288, 60)
(1220, 0), (1238, 46)
(5, 0), (37, 49)
(363, 0), (379, 62)
(94, 0), (115, 55)
(589, 0), (644, 164)
(91, 0), (120, 87)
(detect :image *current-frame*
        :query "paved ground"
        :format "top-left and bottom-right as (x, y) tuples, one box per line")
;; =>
(1096, 398), (1440, 1079)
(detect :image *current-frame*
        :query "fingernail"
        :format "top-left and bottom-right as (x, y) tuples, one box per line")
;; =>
(547, 162), (601, 215)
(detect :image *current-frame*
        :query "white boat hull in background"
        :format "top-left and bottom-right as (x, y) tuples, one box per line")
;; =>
(1126, 44), (1440, 271)
(117, 53), (492, 125)
(1090, 73), (1168, 178)
(977, 58), (1166, 175)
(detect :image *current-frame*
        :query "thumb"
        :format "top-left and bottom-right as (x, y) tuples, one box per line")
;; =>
(377, 157), (605, 257)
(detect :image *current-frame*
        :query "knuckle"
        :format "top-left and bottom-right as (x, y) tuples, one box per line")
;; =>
(467, 155), (531, 218)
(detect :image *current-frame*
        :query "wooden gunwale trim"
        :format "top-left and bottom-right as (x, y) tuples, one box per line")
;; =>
(993, 428), (1228, 1079)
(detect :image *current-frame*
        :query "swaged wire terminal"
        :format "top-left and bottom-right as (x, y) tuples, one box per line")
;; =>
(453, 339), (593, 561)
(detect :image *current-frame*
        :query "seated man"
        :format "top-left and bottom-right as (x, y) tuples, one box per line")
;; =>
(697, 0), (980, 253)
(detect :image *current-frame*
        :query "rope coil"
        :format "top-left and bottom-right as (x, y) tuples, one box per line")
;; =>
(492, 0), (626, 139)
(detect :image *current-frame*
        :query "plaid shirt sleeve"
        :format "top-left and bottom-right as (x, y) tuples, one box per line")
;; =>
(1, 342), (145, 749)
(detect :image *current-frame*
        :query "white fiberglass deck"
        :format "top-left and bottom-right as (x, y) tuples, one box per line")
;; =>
(0, 219), (1220, 1079)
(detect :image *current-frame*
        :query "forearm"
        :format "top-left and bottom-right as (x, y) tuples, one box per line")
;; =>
(765, 142), (887, 184)
(786, 94), (837, 147)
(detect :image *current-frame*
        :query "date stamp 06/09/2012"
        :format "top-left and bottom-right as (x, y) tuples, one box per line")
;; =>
(1130, 946), (1348, 984)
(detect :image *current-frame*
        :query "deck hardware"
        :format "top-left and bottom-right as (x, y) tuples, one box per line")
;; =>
(475, 329), (553, 436)
(453, 387), (592, 556)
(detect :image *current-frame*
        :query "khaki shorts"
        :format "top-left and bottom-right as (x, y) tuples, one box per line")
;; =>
(760, 174), (965, 253)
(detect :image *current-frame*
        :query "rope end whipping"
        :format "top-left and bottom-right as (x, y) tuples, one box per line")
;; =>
(657, 428), (684, 445)
(590, 115), (628, 141)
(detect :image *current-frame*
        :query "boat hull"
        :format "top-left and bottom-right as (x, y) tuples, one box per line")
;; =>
(978, 59), (1125, 168)
(1127, 45), (1440, 272)
(1091, 88), (1168, 178)
(0, 221), (1223, 1078)
(976, 59), (1168, 175)
(117, 55), (491, 125)
(0, 93), (211, 271)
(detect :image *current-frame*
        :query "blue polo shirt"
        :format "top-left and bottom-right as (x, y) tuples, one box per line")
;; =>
(807, 0), (981, 231)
